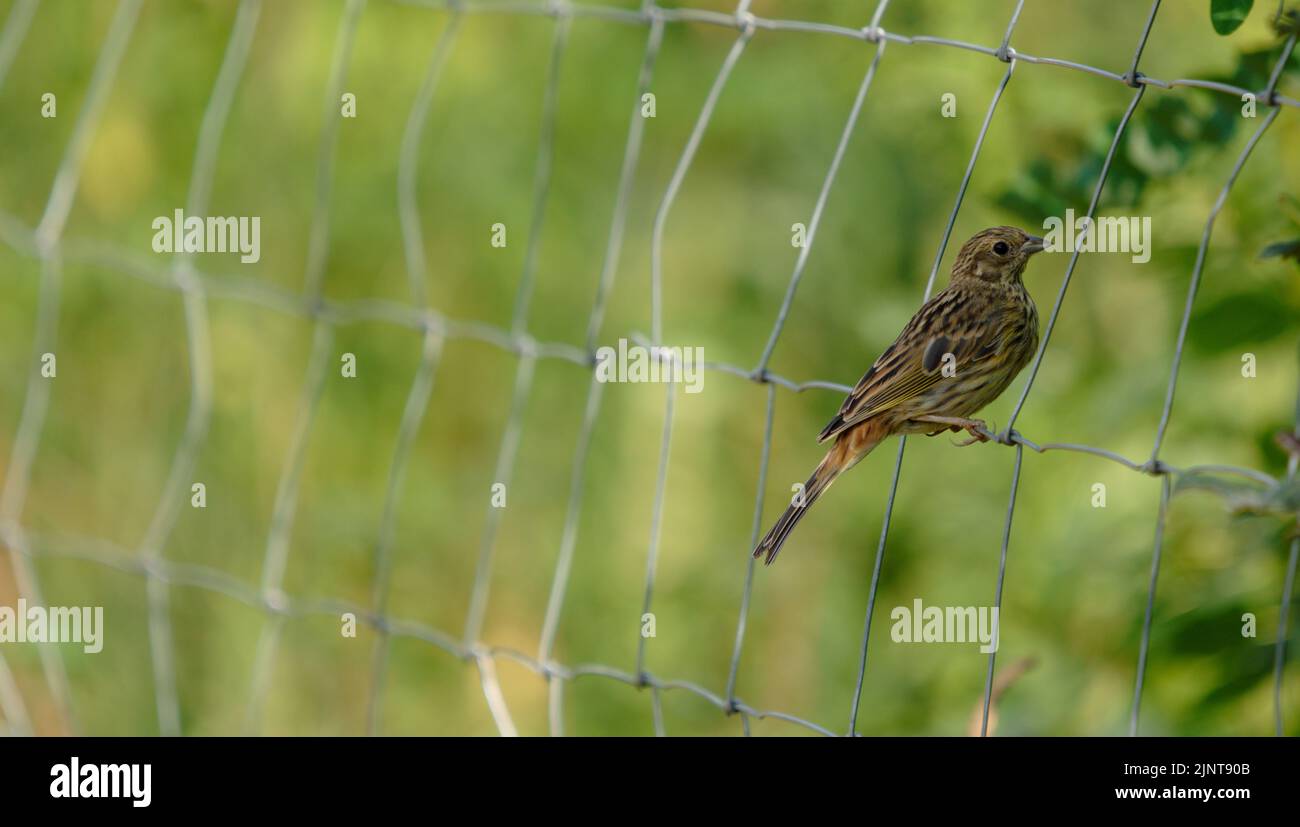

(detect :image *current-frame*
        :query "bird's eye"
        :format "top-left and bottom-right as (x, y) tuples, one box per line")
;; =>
(993, 241), (1010, 255)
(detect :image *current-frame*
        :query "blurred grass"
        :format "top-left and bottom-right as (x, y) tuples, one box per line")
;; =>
(0, 0), (1298, 736)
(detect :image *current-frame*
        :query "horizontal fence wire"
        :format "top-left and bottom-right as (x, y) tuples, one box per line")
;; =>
(0, 0), (1296, 737)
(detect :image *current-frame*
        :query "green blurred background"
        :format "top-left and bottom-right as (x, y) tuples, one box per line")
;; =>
(1, 0), (1298, 736)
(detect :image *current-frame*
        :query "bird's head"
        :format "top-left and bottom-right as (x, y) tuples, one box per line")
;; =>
(951, 226), (1044, 285)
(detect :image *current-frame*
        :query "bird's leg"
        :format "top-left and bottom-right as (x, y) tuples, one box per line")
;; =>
(912, 415), (989, 445)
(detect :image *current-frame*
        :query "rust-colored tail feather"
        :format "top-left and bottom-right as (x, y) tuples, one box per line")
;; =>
(752, 462), (836, 566)
(753, 421), (885, 566)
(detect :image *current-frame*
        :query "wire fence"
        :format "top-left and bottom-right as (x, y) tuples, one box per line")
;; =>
(0, 0), (1296, 737)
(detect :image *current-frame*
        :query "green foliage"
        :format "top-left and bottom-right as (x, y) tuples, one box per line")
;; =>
(998, 47), (1295, 225)
(1271, 5), (1300, 35)
(1160, 601), (1277, 717)
(1260, 238), (1300, 262)
(1211, 0), (1255, 35)
(1260, 195), (1300, 267)
(1188, 293), (1292, 354)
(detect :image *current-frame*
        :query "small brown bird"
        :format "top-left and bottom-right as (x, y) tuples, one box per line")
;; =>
(754, 226), (1045, 565)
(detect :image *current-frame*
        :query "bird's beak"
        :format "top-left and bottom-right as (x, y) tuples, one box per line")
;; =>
(1021, 235), (1045, 255)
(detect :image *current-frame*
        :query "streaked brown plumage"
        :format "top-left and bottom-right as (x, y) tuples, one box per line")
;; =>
(754, 226), (1045, 566)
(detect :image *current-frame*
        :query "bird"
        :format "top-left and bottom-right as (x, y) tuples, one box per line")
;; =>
(753, 226), (1045, 566)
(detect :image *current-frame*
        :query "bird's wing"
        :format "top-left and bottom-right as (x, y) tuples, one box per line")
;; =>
(817, 289), (1005, 443)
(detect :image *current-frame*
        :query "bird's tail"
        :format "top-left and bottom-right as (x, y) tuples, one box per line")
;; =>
(753, 422), (885, 566)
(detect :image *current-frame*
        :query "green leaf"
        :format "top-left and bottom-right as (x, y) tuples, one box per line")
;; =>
(1260, 239), (1300, 262)
(1211, 0), (1254, 35)
(1187, 292), (1291, 354)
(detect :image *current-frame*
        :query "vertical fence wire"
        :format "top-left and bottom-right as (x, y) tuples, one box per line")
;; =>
(725, 382), (776, 709)
(0, 0), (37, 94)
(398, 11), (464, 308)
(980, 443), (1022, 736)
(752, 0), (891, 375)
(247, 0), (367, 734)
(139, 0), (262, 739)
(0, 0), (144, 736)
(848, 21), (1021, 732)
(0, 4), (37, 735)
(1128, 83), (1287, 734)
(977, 4), (1160, 736)
(463, 13), (571, 649)
(637, 4), (754, 695)
(1147, 105), (1284, 464)
(1275, 348), (1300, 736)
(1130, 474), (1170, 736)
(537, 15), (665, 736)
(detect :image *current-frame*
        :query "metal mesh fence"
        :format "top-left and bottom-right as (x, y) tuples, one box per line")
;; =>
(0, 0), (1297, 737)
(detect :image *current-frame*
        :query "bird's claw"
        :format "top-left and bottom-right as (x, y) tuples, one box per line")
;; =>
(950, 419), (991, 447)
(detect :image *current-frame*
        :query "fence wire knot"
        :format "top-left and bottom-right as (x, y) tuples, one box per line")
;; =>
(262, 588), (290, 617)
(735, 10), (757, 37)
